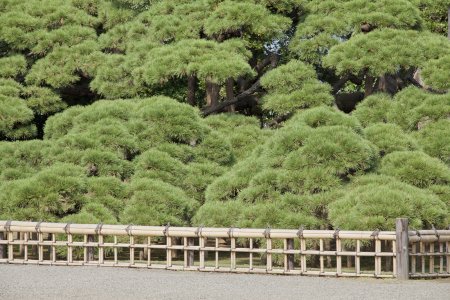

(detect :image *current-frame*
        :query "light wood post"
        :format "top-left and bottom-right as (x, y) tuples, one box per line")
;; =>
(356, 240), (361, 275)
(98, 235), (104, 264)
(266, 238), (272, 272)
(199, 237), (205, 269)
(446, 241), (450, 273)
(396, 218), (409, 280)
(215, 238), (221, 269)
(230, 238), (236, 270)
(166, 236), (172, 267)
(24, 233), (29, 261)
(420, 241), (425, 274)
(336, 237), (342, 275)
(319, 239), (324, 273)
(51, 233), (56, 262)
(186, 237), (195, 268)
(67, 234), (73, 263)
(130, 235), (135, 266)
(87, 234), (94, 262)
(113, 236), (118, 265)
(249, 238), (253, 270)
(38, 232), (43, 262)
(19, 232), (24, 256)
(429, 243), (434, 273)
(7, 232), (13, 261)
(300, 238), (306, 273)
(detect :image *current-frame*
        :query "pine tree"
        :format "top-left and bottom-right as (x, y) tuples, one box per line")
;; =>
(0, 0), (449, 230)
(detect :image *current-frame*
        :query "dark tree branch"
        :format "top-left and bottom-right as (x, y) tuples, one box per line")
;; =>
(202, 53), (279, 116)
(334, 92), (365, 113)
(349, 73), (364, 86)
(265, 112), (293, 128)
(202, 80), (262, 116)
(364, 74), (376, 97)
(255, 53), (278, 75)
(187, 75), (197, 106)
(407, 76), (447, 94)
(332, 74), (350, 94)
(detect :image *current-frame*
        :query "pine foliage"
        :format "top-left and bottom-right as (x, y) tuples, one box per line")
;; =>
(0, 0), (449, 230)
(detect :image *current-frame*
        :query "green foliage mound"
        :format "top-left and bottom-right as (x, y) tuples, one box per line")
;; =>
(0, 96), (266, 225)
(261, 60), (333, 115)
(0, 163), (87, 221)
(121, 178), (196, 226)
(414, 119), (450, 165)
(323, 29), (449, 77)
(386, 88), (450, 131)
(422, 54), (450, 91)
(328, 175), (447, 230)
(352, 94), (393, 127)
(364, 123), (418, 156)
(289, 0), (423, 64)
(195, 107), (380, 228)
(379, 151), (450, 188)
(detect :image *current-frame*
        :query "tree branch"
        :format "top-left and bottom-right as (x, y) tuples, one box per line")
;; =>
(407, 76), (446, 94)
(202, 80), (262, 116)
(202, 53), (279, 116)
(255, 53), (278, 75)
(332, 74), (350, 94)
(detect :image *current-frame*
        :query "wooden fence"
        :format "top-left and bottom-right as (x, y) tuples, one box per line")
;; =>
(0, 219), (449, 279)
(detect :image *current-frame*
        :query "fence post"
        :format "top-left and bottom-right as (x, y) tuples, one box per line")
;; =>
(0, 232), (4, 259)
(396, 218), (409, 280)
(186, 237), (195, 268)
(87, 234), (94, 262)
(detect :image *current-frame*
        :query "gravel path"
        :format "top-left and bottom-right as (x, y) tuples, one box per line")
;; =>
(0, 265), (449, 300)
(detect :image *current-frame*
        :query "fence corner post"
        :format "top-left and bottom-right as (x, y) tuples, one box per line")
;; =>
(396, 218), (409, 280)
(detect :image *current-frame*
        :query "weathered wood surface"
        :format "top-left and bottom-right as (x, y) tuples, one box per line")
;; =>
(396, 218), (409, 280)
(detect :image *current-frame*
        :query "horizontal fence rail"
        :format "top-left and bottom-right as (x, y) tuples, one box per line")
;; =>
(0, 220), (449, 279)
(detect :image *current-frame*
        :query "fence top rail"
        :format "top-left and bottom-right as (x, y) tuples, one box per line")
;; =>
(408, 229), (450, 236)
(1, 221), (449, 240)
(0, 220), (450, 242)
(0, 220), (401, 240)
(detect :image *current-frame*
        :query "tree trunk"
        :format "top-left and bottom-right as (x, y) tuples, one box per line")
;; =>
(206, 79), (220, 108)
(225, 78), (235, 112)
(187, 75), (197, 106)
(376, 74), (398, 95)
(364, 75), (376, 97)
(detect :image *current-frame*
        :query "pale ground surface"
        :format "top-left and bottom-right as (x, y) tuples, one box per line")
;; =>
(0, 264), (449, 300)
